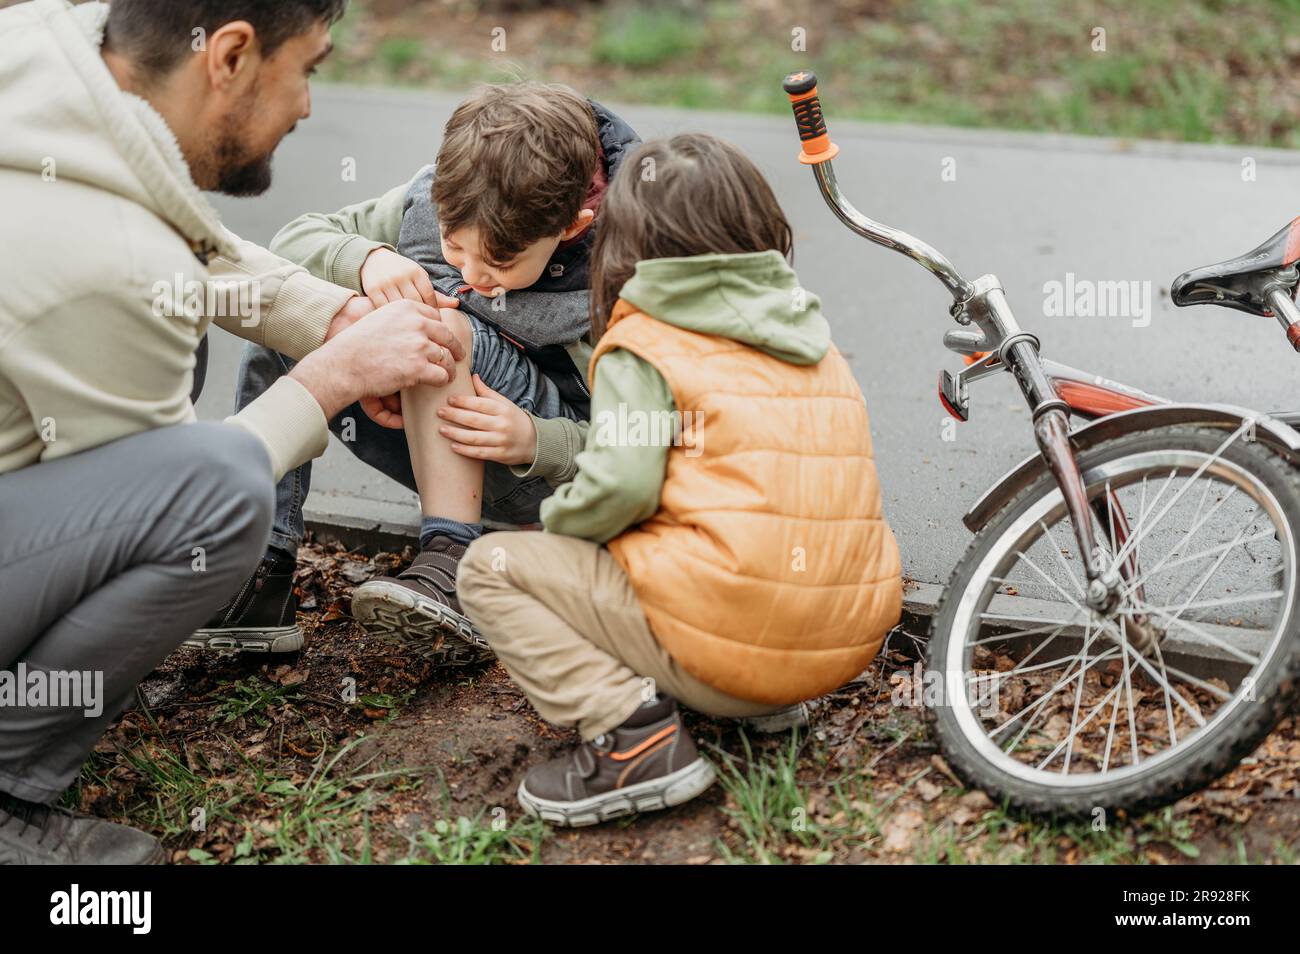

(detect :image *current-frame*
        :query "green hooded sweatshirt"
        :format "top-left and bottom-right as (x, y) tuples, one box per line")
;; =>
(542, 250), (831, 542)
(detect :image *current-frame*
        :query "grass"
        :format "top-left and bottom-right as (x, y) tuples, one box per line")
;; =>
(61, 560), (1300, 865)
(313, 0), (1300, 148)
(708, 726), (1232, 865)
(712, 730), (833, 864)
(210, 676), (303, 727)
(398, 810), (547, 864)
(75, 733), (432, 864)
(593, 6), (705, 69)
(72, 672), (1300, 865)
(377, 36), (427, 75)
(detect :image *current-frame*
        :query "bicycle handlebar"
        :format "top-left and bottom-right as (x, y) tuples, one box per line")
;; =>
(782, 70), (975, 302)
(782, 71), (839, 164)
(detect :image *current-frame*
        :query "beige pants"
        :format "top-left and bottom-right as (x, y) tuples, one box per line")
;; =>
(457, 531), (780, 739)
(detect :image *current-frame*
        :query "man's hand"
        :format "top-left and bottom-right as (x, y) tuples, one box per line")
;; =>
(324, 296), (399, 427)
(361, 248), (446, 307)
(324, 283), (460, 428)
(323, 294), (375, 343)
(290, 300), (467, 422)
(437, 374), (538, 466)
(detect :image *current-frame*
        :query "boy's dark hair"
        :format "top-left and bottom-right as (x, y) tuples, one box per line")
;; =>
(105, 0), (347, 79)
(590, 134), (794, 338)
(432, 82), (600, 265)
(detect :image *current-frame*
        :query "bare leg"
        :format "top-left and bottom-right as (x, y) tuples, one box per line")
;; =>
(401, 308), (482, 525)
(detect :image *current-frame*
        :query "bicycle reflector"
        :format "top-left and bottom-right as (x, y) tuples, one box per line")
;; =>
(783, 70), (840, 164)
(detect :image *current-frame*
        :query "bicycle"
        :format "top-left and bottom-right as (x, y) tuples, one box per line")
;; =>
(782, 69), (1300, 816)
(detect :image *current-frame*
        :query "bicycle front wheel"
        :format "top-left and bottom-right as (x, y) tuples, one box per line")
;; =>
(927, 424), (1300, 817)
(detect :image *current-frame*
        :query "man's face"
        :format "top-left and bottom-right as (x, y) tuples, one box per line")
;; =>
(209, 21), (333, 195)
(440, 224), (565, 298)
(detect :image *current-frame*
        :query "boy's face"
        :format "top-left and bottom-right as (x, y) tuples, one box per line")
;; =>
(441, 210), (594, 298)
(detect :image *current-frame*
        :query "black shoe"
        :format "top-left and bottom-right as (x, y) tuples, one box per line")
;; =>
(517, 697), (715, 827)
(186, 547), (303, 653)
(0, 792), (166, 864)
(350, 535), (492, 667)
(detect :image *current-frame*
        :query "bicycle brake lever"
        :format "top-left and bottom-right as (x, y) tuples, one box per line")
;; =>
(943, 328), (990, 355)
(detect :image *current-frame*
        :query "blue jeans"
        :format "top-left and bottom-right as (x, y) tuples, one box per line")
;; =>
(237, 313), (586, 553)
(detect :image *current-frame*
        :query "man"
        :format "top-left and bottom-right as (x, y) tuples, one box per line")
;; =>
(0, 0), (465, 863)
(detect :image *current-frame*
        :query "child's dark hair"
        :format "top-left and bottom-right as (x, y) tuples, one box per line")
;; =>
(432, 82), (600, 266)
(589, 133), (793, 338)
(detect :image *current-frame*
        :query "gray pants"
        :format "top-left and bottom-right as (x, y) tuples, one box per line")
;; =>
(0, 422), (274, 802)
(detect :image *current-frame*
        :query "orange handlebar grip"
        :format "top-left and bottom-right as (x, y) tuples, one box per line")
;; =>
(783, 70), (839, 164)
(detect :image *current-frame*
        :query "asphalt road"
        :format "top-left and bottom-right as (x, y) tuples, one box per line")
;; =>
(197, 84), (1300, 597)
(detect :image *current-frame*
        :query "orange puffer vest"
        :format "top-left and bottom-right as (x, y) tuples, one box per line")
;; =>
(590, 299), (902, 704)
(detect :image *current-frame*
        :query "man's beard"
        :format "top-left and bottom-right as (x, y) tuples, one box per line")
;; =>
(212, 121), (275, 197)
(209, 88), (284, 197)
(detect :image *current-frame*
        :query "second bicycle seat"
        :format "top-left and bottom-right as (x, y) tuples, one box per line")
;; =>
(1171, 216), (1300, 316)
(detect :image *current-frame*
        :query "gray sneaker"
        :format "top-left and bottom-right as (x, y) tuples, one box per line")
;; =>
(0, 793), (166, 864)
(740, 701), (811, 734)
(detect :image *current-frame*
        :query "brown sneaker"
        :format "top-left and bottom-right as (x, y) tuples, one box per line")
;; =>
(518, 697), (716, 827)
(350, 535), (493, 667)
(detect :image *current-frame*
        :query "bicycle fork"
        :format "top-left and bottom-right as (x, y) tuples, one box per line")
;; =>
(951, 277), (1134, 617)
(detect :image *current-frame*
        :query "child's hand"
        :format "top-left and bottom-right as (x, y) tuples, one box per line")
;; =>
(360, 248), (440, 307)
(437, 375), (537, 466)
(361, 392), (404, 429)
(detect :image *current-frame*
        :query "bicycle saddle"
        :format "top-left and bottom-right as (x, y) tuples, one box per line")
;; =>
(1171, 216), (1300, 316)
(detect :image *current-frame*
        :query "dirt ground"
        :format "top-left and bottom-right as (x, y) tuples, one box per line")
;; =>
(77, 539), (1300, 865)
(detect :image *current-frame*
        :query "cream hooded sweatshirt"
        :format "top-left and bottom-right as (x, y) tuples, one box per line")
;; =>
(0, 0), (355, 481)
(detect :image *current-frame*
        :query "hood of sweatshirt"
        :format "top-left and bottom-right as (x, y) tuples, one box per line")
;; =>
(616, 251), (831, 365)
(0, 0), (237, 261)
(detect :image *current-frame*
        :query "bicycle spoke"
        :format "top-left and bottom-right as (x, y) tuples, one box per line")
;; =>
(949, 428), (1293, 791)
(970, 617), (1080, 646)
(1117, 486), (1243, 599)
(1127, 527), (1272, 597)
(1134, 589), (1282, 616)
(1104, 617), (1208, 728)
(1152, 640), (1179, 747)
(1156, 661), (1235, 702)
(1138, 604), (1262, 666)
(1037, 654), (1141, 772)
(1062, 612), (1091, 773)
(1109, 421), (1254, 574)
(1160, 508), (1262, 628)
(1041, 519), (1085, 599)
(991, 633), (1114, 743)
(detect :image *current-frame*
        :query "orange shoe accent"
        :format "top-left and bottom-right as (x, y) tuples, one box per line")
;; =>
(615, 738), (675, 789)
(961, 351), (989, 366)
(609, 723), (677, 761)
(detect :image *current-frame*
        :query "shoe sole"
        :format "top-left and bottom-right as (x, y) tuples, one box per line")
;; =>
(183, 625), (303, 654)
(740, 702), (810, 734)
(350, 580), (494, 668)
(517, 757), (716, 828)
